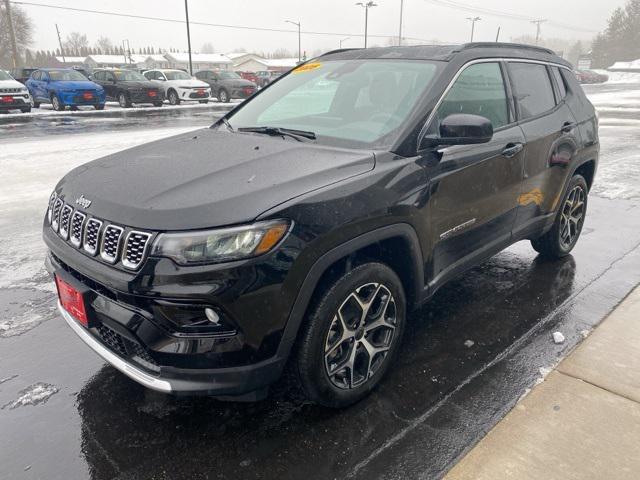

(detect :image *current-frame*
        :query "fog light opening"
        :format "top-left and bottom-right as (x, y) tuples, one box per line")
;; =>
(205, 308), (220, 325)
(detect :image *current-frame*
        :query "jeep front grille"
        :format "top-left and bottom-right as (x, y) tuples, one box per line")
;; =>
(51, 198), (63, 231)
(58, 204), (73, 240)
(100, 225), (124, 264)
(83, 218), (102, 256)
(122, 232), (152, 270)
(48, 201), (152, 270)
(69, 211), (86, 247)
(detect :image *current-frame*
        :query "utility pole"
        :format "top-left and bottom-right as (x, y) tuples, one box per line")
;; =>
(184, 0), (193, 75)
(495, 27), (501, 42)
(398, 0), (404, 46)
(123, 39), (132, 64)
(531, 19), (547, 45)
(356, 2), (378, 48)
(340, 37), (351, 48)
(55, 24), (66, 63)
(4, 0), (20, 68)
(285, 20), (301, 63)
(466, 16), (481, 42)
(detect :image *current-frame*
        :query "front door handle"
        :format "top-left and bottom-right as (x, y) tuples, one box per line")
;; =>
(561, 121), (577, 133)
(502, 143), (524, 158)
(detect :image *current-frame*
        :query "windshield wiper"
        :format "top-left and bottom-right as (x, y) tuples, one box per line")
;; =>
(237, 126), (316, 142)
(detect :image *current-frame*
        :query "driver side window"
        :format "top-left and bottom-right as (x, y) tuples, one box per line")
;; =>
(435, 62), (509, 132)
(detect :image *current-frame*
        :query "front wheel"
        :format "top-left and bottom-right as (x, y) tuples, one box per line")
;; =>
(217, 89), (229, 103)
(199, 99), (209, 104)
(21, 107), (31, 113)
(51, 94), (64, 111)
(94, 104), (105, 110)
(531, 174), (588, 258)
(294, 262), (406, 408)
(168, 90), (180, 105)
(153, 102), (163, 107)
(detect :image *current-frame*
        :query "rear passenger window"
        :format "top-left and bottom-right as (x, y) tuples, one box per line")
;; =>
(508, 63), (556, 119)
(551, 67), (567, 100)
(436, 62), (509, 130)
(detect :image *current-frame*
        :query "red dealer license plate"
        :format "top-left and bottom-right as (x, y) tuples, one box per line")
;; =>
(55, 274), (90, 327)
(1, 96), (14, 103)
(83, 92), (93, 100)
(197, 90), (205, 96)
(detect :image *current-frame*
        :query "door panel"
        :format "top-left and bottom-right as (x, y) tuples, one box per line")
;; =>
(427, 126), (525, 286)
(507, 62), (580, 237)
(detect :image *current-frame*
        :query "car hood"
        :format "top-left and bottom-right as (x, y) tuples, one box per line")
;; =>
(222, 79), (256, 88)
(50, 80), (101, 90)
(168, 79), (209, 88)
(0, 79), (25, 89)
(56, 128), (375, 230)
(117, 80), (157, 88)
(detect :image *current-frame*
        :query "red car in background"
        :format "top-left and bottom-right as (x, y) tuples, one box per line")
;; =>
(238, 71), (258, 84)
(575, 69), (609, 84)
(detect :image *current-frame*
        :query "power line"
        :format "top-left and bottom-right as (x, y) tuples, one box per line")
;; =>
(423, 0), (598, 34)
(11, 0), (436, 43)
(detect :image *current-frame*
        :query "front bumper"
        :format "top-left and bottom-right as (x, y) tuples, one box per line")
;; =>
(230, 87), (256, 99)
(178, 87), (211, 100)
(129, 90), (165, 103)
(58, 90), (106, 105)
(0, 94), (30, 110)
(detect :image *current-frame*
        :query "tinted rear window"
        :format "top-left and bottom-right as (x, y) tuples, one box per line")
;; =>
(509, 63), (556, 120)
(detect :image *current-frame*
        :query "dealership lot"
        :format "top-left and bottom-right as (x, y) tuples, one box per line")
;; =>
(1, 80), (640, 479)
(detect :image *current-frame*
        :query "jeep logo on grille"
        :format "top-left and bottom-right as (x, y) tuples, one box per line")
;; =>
(75, 195), (92, 209)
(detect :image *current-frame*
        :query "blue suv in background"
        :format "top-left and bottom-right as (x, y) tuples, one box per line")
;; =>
(26, 68), (106, 111)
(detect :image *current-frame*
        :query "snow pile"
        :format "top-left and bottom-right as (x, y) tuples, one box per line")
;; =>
(552, 332), (565, 344)
(2, 383), (59, 409)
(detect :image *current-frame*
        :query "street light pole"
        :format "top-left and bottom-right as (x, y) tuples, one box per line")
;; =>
(531, 19), (547, 45)
(466, 16), (481, 42)
(285, 20), (301, 63)
(356, 2), (378, 48)
(398, 0), (404, 46)
(184, 0), (193, 75)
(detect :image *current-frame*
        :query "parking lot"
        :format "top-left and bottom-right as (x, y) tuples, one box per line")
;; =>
(1, 79), (640, 479)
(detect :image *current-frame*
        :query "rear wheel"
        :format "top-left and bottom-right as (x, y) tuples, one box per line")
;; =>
(51, 94), (64, 111)
(218, 89), (229, 103)
(153, 102), (163, 107)
(531, 174), (588, 258)
(168, 89), (180, 105)
(32, 102), (40, 108)
(294, 262), (406, 408)
(118, 92), (132, 108)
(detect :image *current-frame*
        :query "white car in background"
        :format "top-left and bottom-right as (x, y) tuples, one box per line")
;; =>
(142, 69), (211, 105)
(0, 69), (32, 113)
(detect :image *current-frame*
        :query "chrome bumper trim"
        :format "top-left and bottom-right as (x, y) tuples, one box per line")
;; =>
(58, 302), (172, 392)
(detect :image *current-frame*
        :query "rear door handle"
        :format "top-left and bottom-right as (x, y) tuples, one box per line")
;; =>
(561, 122), (577, 133)
(502, 143), (524, 158)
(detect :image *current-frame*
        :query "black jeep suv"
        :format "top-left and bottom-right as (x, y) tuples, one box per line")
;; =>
(44, 43), (598, 407)
(91, 69), (164, 107)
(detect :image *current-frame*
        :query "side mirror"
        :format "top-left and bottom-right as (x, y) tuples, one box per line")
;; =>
(424, 113), (494, 148)
(159, 77), (166, 81)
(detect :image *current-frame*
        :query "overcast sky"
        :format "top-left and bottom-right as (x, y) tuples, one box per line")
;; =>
(18, 0), (626, 55)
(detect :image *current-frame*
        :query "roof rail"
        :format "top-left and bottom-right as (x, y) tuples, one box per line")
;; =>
(458, 42), (556, 56)
(321, 48), (361, 56)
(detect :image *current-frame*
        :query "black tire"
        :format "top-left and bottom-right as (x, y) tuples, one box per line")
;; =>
(294, 262), (406, 408)
(168, 89), (180, 105)
(118, 92), (132, 108)
(94, 104), (105, 110)
(153, 102), (163, 107)
(218, 89), (229, 103)
(199, 99), (209, 104)
(51, 94), (64, 111)
(33, 101), (40, 108)
(21, 107), (31, 113)
(531, 174), (588, 258)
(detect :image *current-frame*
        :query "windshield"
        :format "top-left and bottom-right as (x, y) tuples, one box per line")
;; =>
(49, 70), (88, 81)
(219, 71), (241, 80)
(114, 70), (147, 81)
(0, 71), (13, 81)
(165, 70), (192, 80)
(228, 60), (440, 148)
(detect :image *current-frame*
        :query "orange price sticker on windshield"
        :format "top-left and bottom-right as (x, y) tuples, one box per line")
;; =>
(293, 62), (322, 74)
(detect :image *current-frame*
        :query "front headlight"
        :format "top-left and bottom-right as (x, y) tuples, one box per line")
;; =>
(151, 220), (290, 265)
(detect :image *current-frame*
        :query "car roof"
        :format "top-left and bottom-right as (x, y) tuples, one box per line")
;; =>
(319, 42), (571, 68)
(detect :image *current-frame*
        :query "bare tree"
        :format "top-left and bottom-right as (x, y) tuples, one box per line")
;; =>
(0, 3), (34, 67)
(95, 36), (113, 54)
(64, 32), (89, 56)
(200, 42), (215, 54)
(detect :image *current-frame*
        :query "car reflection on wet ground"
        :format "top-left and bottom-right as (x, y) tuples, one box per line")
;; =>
(0, 81), (639, 480)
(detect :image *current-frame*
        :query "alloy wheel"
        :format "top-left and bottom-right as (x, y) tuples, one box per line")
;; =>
(560, 185), (585, 249)
(324, 283), (397, 389)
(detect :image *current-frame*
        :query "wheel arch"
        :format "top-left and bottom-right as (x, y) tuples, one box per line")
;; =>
(574, 159), (596, 191)
(276, 223), (425, 360)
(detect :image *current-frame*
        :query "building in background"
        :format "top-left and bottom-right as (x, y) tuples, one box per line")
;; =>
(54, 56), (86, 68)
(163, 53), (232, 71)
(85, 54), (148, 70)
(232, 55), (299, 73)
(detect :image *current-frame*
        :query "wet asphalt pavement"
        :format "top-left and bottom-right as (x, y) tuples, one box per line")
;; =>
(1, 83), (640, 480)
